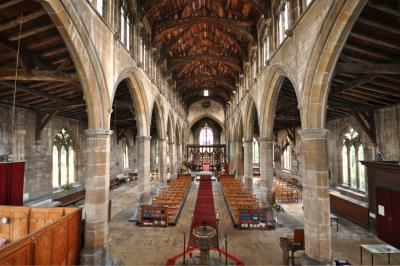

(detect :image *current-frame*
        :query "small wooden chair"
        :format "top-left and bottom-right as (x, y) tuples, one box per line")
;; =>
(289, 228), (305, 265)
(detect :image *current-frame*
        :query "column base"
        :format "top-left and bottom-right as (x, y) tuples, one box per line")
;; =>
(81, 242), (117, 265)
(302, 253), (332, 266)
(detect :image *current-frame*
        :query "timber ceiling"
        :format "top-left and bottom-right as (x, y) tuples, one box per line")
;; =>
(327, 0), (400, 121)
(0, 0), (87, 123)
(275, 0), (400, 132)
(143, 0), (266, 106)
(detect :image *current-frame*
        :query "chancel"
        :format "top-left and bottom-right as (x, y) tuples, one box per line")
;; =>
(0, 0), (399, 265)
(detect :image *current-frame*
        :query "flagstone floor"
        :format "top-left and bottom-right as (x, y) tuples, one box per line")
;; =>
(108, 180), (400, 265)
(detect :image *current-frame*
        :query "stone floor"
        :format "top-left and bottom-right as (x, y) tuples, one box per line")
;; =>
(108, 180), (400, 265)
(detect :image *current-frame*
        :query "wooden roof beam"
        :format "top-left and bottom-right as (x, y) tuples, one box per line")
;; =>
(336, 63), (400, 75)
(154, 16), (254, 43)
(0, 10), (47, 32)
(169, 54), (241, 72)
(0, 69), (79, 82)
(0, 81), (82, 106)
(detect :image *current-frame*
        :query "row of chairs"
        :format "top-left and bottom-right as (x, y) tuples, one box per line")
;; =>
(274, 178), (302, 203)
(151, 174), (192, 222)
(220, 175), (259, 222)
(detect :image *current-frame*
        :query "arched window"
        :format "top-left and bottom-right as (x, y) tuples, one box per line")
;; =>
(199, 124), (213, 145)
(252, 137), (259, 164)
(122, 138), (129, 169)
(52, 128), (75, 188)
(119, 0), (133, 50)
(341, 127), (365, 191)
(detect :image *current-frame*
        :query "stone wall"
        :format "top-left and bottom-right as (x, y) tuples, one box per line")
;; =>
(326, 105), (400, 196)
(0, 105), (87, 200)
(0, 104), (142, 201)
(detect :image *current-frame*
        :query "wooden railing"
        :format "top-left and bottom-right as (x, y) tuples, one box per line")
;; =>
(0, 207), (81, 265)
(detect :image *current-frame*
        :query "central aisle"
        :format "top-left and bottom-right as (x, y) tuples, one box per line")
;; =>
(188, 176), (217, 248)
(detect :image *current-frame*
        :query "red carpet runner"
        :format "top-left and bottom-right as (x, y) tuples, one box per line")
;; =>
(166, 176), (244, 265)
(188, 176), (217, 247)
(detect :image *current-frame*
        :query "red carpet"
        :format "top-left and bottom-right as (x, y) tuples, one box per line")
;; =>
(166, 176), (245, 265)
(188, 176), (217, 248)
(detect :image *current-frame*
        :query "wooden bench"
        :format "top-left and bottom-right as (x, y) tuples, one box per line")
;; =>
(55, 190), (85, 207)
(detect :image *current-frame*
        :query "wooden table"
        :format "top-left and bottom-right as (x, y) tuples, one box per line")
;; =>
(330, 213), (339, 232)
(360, 244), (400, 265)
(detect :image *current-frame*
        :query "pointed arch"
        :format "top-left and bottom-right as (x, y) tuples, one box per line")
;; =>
(150, 96), (166, 139)
(112, 68), (149, 136)
(37, 0), (110, 129)
(259, 65), (300, 138)
(243, 95), (260, 140)
(301, 1), (367, 129)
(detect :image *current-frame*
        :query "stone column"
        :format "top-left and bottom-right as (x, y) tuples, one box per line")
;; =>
(137, 136), (151, 206)
(259, 137), (274, 206)
(233, 141), (241, 177)
(176, 141), (181, 169)
(169, 141), (176, 178)
(243, 139), (253, 189)
(299, 129), (332, 264)
(150, 139), (156, 171)
(158, 139), (168, 186)
(81, 129), (112, 265)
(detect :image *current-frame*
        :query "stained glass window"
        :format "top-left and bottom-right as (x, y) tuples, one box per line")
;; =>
(199, 125), (213, 145)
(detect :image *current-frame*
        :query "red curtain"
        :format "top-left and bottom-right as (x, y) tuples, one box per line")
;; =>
(0, 162), (25, 206)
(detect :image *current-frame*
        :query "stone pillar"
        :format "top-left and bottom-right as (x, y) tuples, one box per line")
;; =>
(150, 138), (156, 171)
(169, 141), (176, 178)
(176, 141), (181, 169)
(159, 139), (168, 186)
(243, 139), (253, 189)
(299, 129), (332, 264)
(81, 129), (113, 265)
(259, 137), (274, 206)
(137, 136), (151, 205)
(233, 141), (241, 177)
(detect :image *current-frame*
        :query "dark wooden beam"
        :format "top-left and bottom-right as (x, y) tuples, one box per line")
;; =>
(357, 18), (400, 35)
(350, 31), (400, 51)
(169, 55), (241, 72)
(0, 81), (82, 105)
(350, 110), (376, 145)
(0, 10), (47, 32)
(241, 0), (269, 17)
(336, 63), (400, 75)
(0, 0), (23, 10)
(0, 69), (79, 82)
(35, 108), (60, 140)
(333, 75), (379, 94)
(367, 2), (400, 17)
(154, 16), (254, 43)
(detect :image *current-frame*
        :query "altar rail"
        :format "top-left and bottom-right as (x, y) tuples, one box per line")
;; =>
(0, 206), (81, 265)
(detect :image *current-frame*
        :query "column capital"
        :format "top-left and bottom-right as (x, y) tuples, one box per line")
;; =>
(85, 129), (113, 136)
(258, 137), (273, 143)
(136, 135), (152, 141)
(298, 128), (329, 140)
(243, 138), (253, 143)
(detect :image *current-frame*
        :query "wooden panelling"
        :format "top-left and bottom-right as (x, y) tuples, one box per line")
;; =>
(0, 206), (29, 243)
(0, 237), (31, 265)
(330, 191), (369, 229)
(29, 208), (64, 233)
(0, 207), (82, 266)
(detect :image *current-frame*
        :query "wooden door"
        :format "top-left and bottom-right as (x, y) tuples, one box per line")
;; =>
(376, 187), (400, 249)
(376, 187), (392, 245)
(391, 190), (400, 249)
